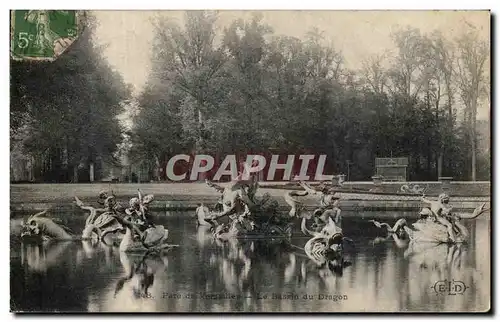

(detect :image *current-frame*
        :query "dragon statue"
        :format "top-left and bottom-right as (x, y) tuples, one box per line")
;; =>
(369, 201), (489, 245)
(199, 163), (292, 240)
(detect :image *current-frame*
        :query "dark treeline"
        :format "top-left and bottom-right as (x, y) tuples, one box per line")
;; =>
(10, 15), (131, 182)
(10, 11), (490, 183)
(131, 11), (490, 181)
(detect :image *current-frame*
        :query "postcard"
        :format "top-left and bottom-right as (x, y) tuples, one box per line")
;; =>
(10, 10), (491, 313)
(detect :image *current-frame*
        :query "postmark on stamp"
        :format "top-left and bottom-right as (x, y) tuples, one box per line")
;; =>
(10, 10), (83, 61)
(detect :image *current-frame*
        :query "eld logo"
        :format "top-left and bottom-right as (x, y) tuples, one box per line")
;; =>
(432, 280), (469, 295)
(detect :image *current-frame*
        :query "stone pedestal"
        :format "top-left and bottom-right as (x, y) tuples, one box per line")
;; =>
(439, 177), (453, 193)
(331, 174), (346, 187)
(372, 175), (384, 186)
(370, 175), (384, 192)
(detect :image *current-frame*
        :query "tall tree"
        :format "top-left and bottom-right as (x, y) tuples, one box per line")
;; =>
(10, 14), (131, 182)
(361, 52), (389, 95)
(150, 11), (226, 153)
(454, 24), (489, 181)
(132, 14), (489, 182)
(387, 27), (436, 99)
(428, 31), (456, 177)
(221, 13), (274, 153)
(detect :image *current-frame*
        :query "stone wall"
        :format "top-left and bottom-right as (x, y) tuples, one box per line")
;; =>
(340, 181), (491, 197)
(10, 181), (490, 214)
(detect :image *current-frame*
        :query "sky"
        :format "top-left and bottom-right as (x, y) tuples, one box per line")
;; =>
(92, 10), (490, 119)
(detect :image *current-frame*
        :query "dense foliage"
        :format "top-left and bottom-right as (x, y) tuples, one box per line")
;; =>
(10, 11), (489, 182)
(131, 12), (490, 181)
(11, 15), (131, 182)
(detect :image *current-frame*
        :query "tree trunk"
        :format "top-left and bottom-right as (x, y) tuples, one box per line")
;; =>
(437, 150), (443, 178)
(29, 155), (35, 182)
(89, 162), (95, 182)
(196, 107), (206, 182)
(73, 166), (78, 183)
(414, 155), (421, 181)
(155, 155), (161, 181)
(471, 101), (477, 181)
(426, 140), (432, 180)
(197, 108), (203, 153)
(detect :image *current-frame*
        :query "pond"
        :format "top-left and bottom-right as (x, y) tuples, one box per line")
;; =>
(10, 211), (490, 313)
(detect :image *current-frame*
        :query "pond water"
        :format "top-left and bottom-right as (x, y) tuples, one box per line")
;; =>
(10, 211), (490, 313)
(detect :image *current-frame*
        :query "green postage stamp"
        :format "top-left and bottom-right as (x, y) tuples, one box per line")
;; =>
(10, 10), (82, 61)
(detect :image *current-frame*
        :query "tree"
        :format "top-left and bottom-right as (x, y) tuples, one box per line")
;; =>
(361, 52), (389, 95)
(387, 27), (436, 99)
(149, 11), (226, 153)
(424, 31), (456, 177)
(10, 14), (131, 182)
(131, 14), (488, 182)
(220, 13), (274, 153)
(454, 24), (489, 181)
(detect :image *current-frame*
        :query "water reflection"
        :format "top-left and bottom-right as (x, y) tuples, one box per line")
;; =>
(21, 241), (72, 272)
(405, 242), (467, 270)
(195, 225), (214, 249)
(11, 214), (490, 312)
(21, 239), (121, 275)
(193, 225), (357, 311)
(406, 242), (467, 291)
(208, 236), (294, 296)
(14, 239), (123, 311)
(114, 252), (169, 299)
(76, 240), (118, 267)
(404, 242), (481, 312)
(90, 251), (173, 312)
